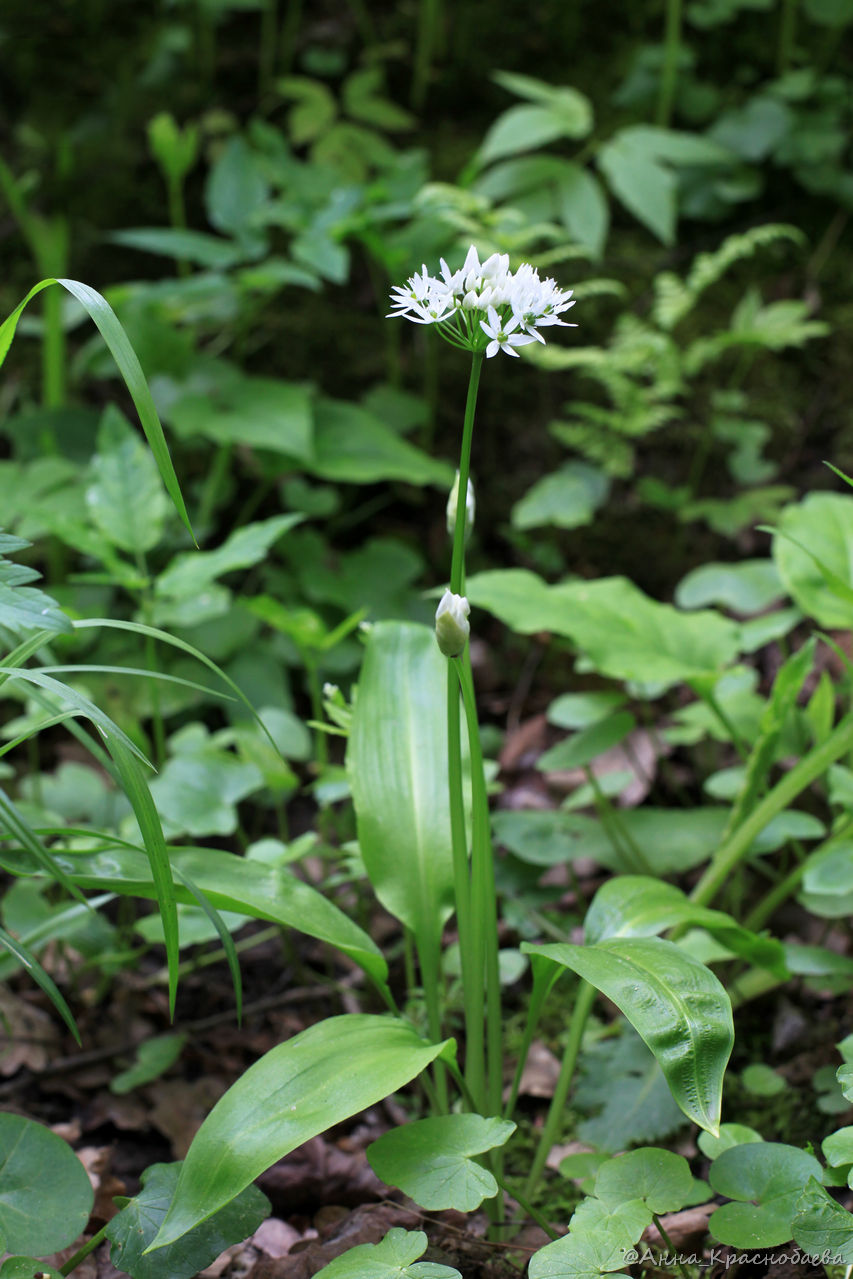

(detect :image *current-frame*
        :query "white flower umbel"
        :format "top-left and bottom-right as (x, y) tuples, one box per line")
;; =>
(387, 245), (576, 357)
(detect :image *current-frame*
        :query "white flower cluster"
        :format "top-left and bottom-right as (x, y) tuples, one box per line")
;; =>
(387, 245), (576, 358)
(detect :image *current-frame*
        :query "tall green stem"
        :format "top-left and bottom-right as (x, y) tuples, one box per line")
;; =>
(450, 353), (483, 594)
(657, 0), (683, 127)
(525, 979), (596, 1199)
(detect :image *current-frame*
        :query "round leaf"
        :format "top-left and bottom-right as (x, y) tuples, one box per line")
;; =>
(367, 1115), (515, 1211)
(0, 1114), (93, 1255)
(594, 1147), (693, 1214)
(313, 1228), (462, 1279)
(774, 493), (853, 627)
(709, 1142), (821, 1248)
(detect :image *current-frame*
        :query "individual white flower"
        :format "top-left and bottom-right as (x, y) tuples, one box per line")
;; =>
(435, 589), (471, 657)
(479, 305), (538, 358)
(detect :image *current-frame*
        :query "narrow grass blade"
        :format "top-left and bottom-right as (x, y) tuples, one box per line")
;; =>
(0, 923), (80, 1043)
(173, 867), (243, 1023)
(0, 788), (87, 904)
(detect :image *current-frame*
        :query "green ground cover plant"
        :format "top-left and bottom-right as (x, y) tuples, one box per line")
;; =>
(2, 3), (853, 1276)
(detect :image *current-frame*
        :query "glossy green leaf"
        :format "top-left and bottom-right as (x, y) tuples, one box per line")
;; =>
(529, 1197), (651, 1279)
(0, 1260), (63, 1279)
(150, 1016), (453, 1249)
(367, 1115), (515, 1211)
(0, 1114), (93, 1255)
(793, 1178), (853, 1262)
(0, 924), (80, 1043)
(51, 844), (387, 987)
(86, 406), (168, 554)
(349, 622), (455, 949)
(523, 937), (733, 1134)
(313, 1228), (462, 1279)
(0, 279), (191, 537)
(107, 1162), (269, 1279)
(594, 1147), (693, 1214)
(312, 399), (452, 487)
(709, 1143), (821, 1247)
(583, 875), (786, 976)
(773, 493), (853, 627)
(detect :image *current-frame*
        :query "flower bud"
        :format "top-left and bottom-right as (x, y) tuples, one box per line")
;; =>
(446, 470), (475, 540)
(435, 590), (470, 658)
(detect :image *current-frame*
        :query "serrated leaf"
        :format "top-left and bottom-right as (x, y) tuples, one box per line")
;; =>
(313, 1228), (461, 1279)
(367, 1115), (515, 1211)
(149, 1017), (453, 1250)
(0, 1114), (93, 1255)
(575, 1032), (686, 1151)
(793, 1178), (853, 1261)
(86, 406), (168, 554)
(106, 1162), (269, 1279)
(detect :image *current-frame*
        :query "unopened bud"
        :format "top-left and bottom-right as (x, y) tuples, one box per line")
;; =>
(446, 470), (475, 540)
(435, 589), (470, 658)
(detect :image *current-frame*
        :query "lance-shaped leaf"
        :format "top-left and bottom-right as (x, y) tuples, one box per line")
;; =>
(149, 1016), (454, 1250)
(583, 875), (786, 976)
(523, 937), (733, 1135)
(52, 844), (387, 988)
(0, 924), (79, 1043)
(349, 622), (455, 953)
(367, 1115), (516, 1211)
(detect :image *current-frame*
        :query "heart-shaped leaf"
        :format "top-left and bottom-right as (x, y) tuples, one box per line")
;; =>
(529, 1197), (651, 1279)
(106, 1162), (269, 1279)
(709, 1142), (821, 1247)
(594, 1147), (693, 1214)
(0, 1114), (93, 1255)
(313, 1228), (461, 1279)
(367, 1115), (515, 1211)
(793, 1178), (853, 1262)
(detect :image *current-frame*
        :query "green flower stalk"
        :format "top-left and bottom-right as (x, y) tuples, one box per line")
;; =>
(388, 245), (576, 1117)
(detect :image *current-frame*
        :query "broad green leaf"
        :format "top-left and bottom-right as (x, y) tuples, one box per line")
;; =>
(574, 1032), (685, 1151)
(529, 1197), (651, 1279)
(0, 1259), (62, 1278)
(51, 843), (387, 987)
(349, 622), (455, 953)
(537, 710), (635, 772)
(156, 515), (302, 601)
(169, 379), (314, 463)
(0, 1114), (93, 1255)
(205, 137), (269, 241)
(512, 464), (609, 532)
(86, 405), (168, 554)
(150, 1016), (454, 1249)
(556, 165), (609, 258)
(467, 572), (740, 688)
(312, 399), (452, 487)
(773, 493), (853, 626)
(111, 1033), (187, 1094)
(479, 104), (588, 166)
(800, 842), (853, 917)
(583, 875), (787, 976)
(523, 937), (733, 1134)
(822, 1126), (853, 1170)
(594, 1147), (693, 1214)
(367, 1115), (515, 1211)
(0, 924), (80, 1043)
(107, 1162), (269, 1279)
(709, 1143), (821, 1247)
(313, 1228), (461, 1279)
(0, 534), (71, 635)
(741, 1064), (786, 1096)
(793, 1178), (853, 1262)
(598, 136), (676, 244)
(675, 560), (784, 614)
(0, 279), (191, 536)
(149, 724), (262, 838)
(492, 809), (596, 867)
